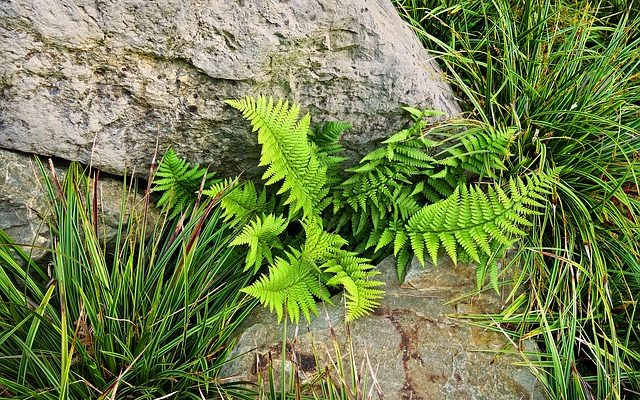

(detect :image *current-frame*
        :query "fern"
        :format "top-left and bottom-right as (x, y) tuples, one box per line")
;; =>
(155, 97), (551, 324)
(153, 148), (217, 217)
(299, 216), (348, 264)
(238, 215), (384, 323)
(226, 96), (328, 217)
(309, 121), (350, 185)
(230, 214), (288, 273)
(324, 253), (384, 320)
(406, 170), (558, 268)
(240, 254), (331, 323)
(328, 110), (440, 279)
(203, 179), (270, 226)
(437, 123), (515, 179)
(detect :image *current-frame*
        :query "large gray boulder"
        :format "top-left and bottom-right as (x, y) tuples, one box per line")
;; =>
(224, 256), (545, 399)
(0, 0), (460, 177)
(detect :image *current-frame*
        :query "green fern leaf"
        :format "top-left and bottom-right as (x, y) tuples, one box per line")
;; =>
(300, 216), (348, 264)
(153, 148), (217, 217)
(407, 170), (557, 267)
(309, 121), (350, 183)
(435, 122), (515, 178)
(395, 246), (412, 282)
(226, 95), (327, 217)
(324, 254), (384, 321)
(230, 214), (288, 273)
(241, 256), (330, 323)
(204, 180), (269, 226)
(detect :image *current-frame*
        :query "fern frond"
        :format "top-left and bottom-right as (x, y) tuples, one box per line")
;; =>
(226, 95), (327, 216)
(324, 253), (384, 321)
(309, 121), (350, 182)
(153, 149), (217, 217)
(204, 180), (268, 226)
(241, 256), (330, 323)
(300, 216), (348, 264)
(407, 170), (558, 267)
(230, 214), (288, 273)
(438, 124), (515, 178)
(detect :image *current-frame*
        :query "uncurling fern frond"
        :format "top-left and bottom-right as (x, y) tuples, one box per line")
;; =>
(226, 95), (328, 217)
(230, 214), (288, 273)
(153, 148), (217, 217)
(407, 170), (558, 267)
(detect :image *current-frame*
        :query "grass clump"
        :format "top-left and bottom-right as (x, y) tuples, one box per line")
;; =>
(0, 162), (256, 399)
(394, 0), (640, 398)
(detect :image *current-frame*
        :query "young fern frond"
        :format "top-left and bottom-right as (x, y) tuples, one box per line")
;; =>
(153, 148), (217, 217)
(230, 214), (288, 273)
(240, 255), (331, 324)
(407, 170), (558, 267)
(226, 95), (328, 217)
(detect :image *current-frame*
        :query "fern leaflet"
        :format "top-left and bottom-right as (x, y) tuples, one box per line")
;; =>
(230, 214), (288, 273)
(226, 96), (327, 217)
(240, 255), (331, 323)
(203, 179), (269, 226)
(324, 254), (384, 321)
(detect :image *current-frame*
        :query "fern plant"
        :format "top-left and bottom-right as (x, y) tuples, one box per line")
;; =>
(225, 96), (328, 218)
(240, 218), (383, 322)
(153, 95), (556, 323)
(328, 110), (519, 280)
(230, 214), (288, 273)
(203, 179), (271, 227)
(406, 170), (558, 290)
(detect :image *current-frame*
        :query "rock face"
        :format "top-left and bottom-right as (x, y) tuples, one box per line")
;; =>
(224, 257), (545, 399)
(0, 0), (460, 177)
(0, 148), (155, 261)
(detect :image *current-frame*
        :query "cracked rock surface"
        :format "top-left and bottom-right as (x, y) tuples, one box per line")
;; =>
(0, 0), (460, 177)
(223, 256), (546, 399)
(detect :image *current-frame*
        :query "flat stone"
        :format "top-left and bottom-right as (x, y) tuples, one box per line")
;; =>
(223, 256), (545, 399)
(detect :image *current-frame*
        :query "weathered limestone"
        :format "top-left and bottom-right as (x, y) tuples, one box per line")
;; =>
(0, 0), (460, 177)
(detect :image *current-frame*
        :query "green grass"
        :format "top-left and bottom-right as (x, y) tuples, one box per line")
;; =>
(0, 162), (257, 398)
(394, 0), (640, 398)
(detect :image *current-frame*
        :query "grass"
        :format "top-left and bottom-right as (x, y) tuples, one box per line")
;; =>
(393, 0), (640, 398)
(0, 162), (257, 398)
(253, 312), (383, 400)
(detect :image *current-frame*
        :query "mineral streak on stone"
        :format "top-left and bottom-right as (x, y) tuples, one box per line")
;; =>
(223, 256), (546, 399)
(0, 0), (460, 177)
